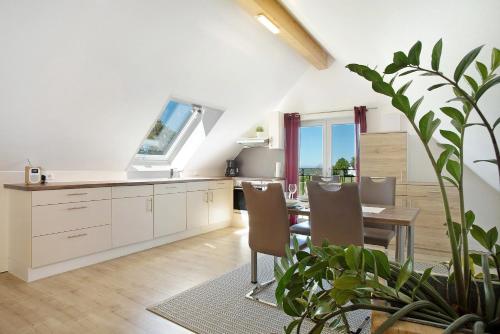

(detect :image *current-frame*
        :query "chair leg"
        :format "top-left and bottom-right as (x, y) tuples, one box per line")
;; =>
(251, 250), (258, 284)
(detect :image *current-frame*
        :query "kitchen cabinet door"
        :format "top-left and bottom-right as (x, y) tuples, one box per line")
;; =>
(112, 196), (153, 247)
(186, 191), (209, 229)
(209, 188), (233, 225)
(154, 192), (187, 238)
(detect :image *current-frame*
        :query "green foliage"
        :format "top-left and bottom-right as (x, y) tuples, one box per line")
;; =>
(431, 39), (443, 71)
(333, 157), (350, 171)
(147, 120), (164, 139)
(454, 45), (483, 82)
(255, 126), (264, 132)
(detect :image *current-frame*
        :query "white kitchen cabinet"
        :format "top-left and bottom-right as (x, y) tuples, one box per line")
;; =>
(209, 188), (233, 225)
(186, 190), (209, 229)
(268, 111), (284, 149)
(154, 192), (187, 237)
(112, 186), (154, 247)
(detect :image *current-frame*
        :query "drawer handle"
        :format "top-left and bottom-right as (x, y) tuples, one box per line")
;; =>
(67, 206), (88, 210)
(67, 233), (87, 239)
(67, 192), (88, 196)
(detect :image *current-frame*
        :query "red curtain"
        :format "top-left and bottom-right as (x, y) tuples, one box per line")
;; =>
(354, 106), (367, 183)
(284, 113), (300, 225)
(284, 113), (300, 194)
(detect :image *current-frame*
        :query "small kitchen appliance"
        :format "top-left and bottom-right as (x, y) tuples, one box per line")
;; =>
(225, 160), (239, 177)
(25, 166), (42, 184)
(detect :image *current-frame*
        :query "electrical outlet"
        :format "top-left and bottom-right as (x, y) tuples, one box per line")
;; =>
(45, 173), (54, 181)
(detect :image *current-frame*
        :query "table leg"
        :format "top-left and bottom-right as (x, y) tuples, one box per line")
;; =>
(406, 225), (415, 263)
(395, 226), (406, 263)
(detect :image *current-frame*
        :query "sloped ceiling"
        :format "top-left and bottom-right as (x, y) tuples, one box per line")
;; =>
(279, 0), (500, 190)
(0, 0), (308, 173)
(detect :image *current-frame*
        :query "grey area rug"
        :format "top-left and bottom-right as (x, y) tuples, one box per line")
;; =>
(147, 256), (447, 334)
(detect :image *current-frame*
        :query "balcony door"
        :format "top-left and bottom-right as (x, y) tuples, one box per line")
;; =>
(299, 119), (356, 194)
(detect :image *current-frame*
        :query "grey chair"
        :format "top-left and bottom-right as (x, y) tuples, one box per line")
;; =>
(242, 182), (307, 286)
(306, 181), (364, 247)
(360, 176), (396, 250)
(289, 177), (341, 237)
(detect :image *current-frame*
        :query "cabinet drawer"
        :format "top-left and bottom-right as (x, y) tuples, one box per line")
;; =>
(112, 185), (153, 199)
(32, 225), (112, 268)
(154, 183), (187, 195)
(32, 200), (111, 237)
(186, 182), (209, 192)
(209, 180), (232, 190)
(32, 187), (111, 206)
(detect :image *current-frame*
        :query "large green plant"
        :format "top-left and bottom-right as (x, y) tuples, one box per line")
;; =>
(276, 41), (500, 333)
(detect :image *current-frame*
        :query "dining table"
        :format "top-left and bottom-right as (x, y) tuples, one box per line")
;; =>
(287, 202), (420, 264)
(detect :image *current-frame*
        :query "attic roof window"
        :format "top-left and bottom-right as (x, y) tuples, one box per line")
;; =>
(131, 99), (223, 170)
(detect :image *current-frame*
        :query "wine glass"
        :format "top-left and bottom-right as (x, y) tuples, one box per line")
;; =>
(288, 184), (297, 199)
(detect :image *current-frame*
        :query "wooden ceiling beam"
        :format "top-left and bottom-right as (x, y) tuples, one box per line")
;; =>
(237, 0), (332, 70)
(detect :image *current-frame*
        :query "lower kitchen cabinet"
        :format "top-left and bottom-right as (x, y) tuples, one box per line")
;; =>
(154, 192), (187, 237)
(209, 188), (233, 225)
(186, 190), (210, 229)
(112, 195), (154, 247)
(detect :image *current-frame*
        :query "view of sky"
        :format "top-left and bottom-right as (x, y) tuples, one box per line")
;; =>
(299, 123), (355, 168)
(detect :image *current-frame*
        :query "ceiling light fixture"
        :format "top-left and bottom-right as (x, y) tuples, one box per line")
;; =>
(256, 14), (280, 34)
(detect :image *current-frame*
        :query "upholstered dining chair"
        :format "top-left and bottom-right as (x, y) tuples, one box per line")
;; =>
(289, 176), (342, 237)
(306, 181), (364, 247)
(242, 182), (307, 285)
(359, 176), (397, 251)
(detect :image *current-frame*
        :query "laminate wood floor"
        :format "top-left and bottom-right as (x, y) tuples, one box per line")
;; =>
(0, 228), (251, 334)
(0, 227), (450, 334)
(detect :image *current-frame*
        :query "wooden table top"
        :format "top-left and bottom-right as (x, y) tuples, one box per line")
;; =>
(288, 204), (420, 226)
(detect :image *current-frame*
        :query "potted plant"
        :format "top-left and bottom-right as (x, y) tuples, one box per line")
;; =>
(275, 40), (500, 333)
(256, 125), (265, 138)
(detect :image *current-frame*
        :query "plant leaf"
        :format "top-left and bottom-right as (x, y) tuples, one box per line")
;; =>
(463, 75), (479, 92)
(392, 94), (411, 116)
(493, 117), (500, 130)
(372, 80), (395, 97)
(346, 64), (382, 82)
(408, 41), (422, 66)
(393, 51), (409, 66)
(399, 69), (419, 76)
(409, 96), (424, 121)
(440, 107), (465, 125)
(475, 76), (500, 100)
(440, 130), (461, 148)
(491, 47), (500, 71)
(374, 301), (439, 334)
(481, 253), (495, 321)
(454, 45), (483, 82)
(473, 159), (498, 165)
(397, 80), (412, 95)
(431, 39), (443, 71)
(428, 83), (448, 91)
(446, 159), (461, 184)
(442, 314), (482, 334)
(395, 257), (413, 292)
(442, 176), (459, 188)
(437, 147), (454, 173)
(465, 210), (475, 230)
(471, 225), (490, 251)
(384, 63), (405, 74)
(475, 61), (488, 82)
(487, 227), (498, 248)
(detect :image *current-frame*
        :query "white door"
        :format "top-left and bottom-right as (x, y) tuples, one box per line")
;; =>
(154, 192), (187, 238)
(209, 188), (233, 225)
(186, 191), (209, 229)
(112, 196), (153, 247)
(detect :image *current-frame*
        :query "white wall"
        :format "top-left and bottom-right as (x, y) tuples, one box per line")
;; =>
(0, 0), (310, 271)
(278, 0), (500, 250)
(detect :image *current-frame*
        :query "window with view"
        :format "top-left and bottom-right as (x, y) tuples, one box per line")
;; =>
(131, 99), (223, 170)
(298, 120), (356, 195)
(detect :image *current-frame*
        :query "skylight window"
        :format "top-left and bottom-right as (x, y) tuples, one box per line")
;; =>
(131, 98), (223, 171)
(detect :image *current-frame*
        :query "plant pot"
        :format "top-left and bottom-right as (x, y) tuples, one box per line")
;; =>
(371, 310), (443, 334)
(256, 131), (264, 138)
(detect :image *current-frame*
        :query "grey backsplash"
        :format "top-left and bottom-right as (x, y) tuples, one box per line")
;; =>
(234, 147), (284, 178)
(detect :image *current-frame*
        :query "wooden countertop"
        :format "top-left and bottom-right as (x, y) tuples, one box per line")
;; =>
(3, 177), (233, 191)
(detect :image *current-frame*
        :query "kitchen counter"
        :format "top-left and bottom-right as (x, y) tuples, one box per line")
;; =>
(3, 177), (232, 191)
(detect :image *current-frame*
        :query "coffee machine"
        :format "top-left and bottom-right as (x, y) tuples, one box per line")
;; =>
(225, 160), (239, 177)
